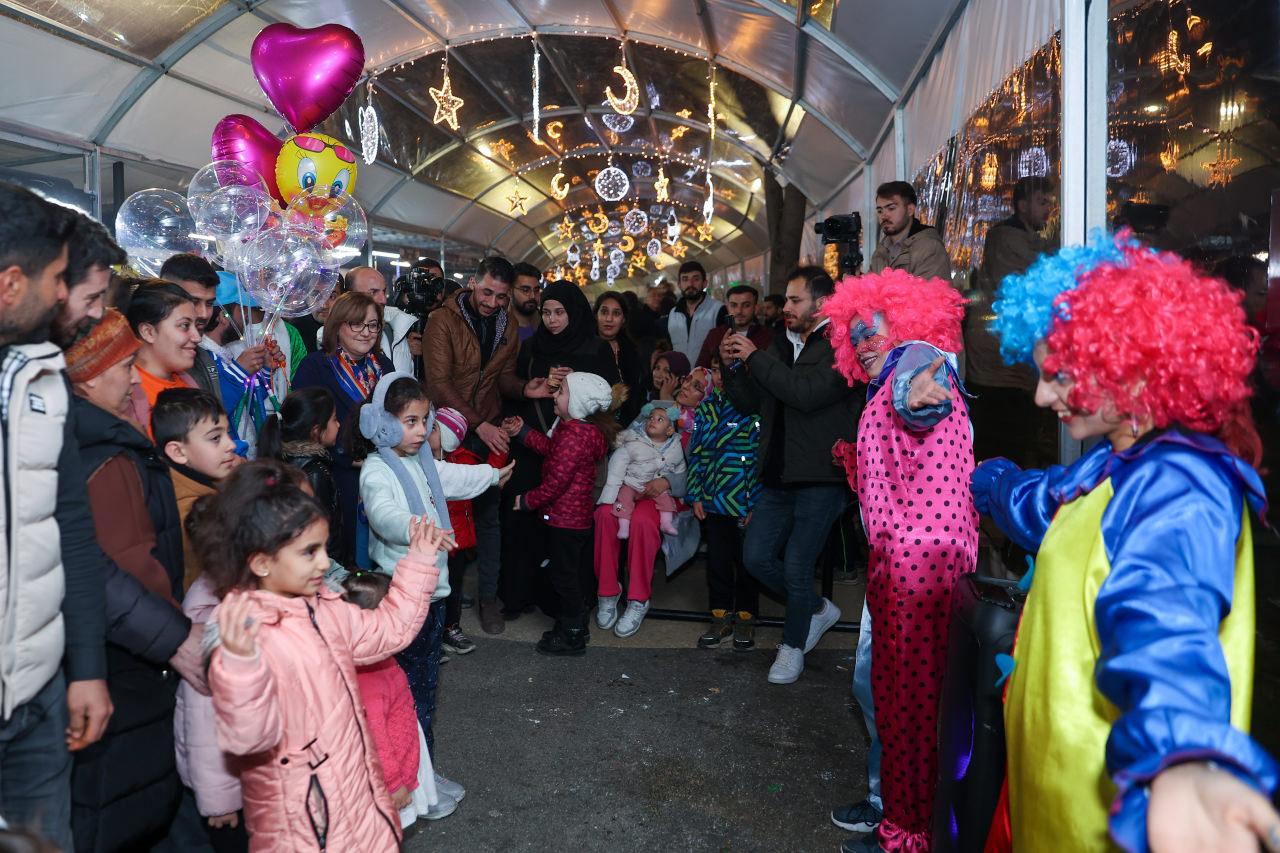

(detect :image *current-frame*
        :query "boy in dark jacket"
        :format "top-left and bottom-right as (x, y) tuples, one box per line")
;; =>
(687, 354), (762, 650)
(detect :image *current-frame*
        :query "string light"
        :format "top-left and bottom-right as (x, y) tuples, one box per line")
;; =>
(430, 50), (464, 131)
(358, 82), (380, 165)
(532, 43), (541, 141)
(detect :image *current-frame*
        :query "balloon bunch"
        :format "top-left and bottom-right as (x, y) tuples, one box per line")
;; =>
(114, 23), (367, 324)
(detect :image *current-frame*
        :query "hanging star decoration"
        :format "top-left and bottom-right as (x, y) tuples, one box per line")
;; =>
(490, 138), (516, 163)
(1203, 137), (1241, 188)
(654, 165), (670, 203)
(555, 216), (574, 241)
(670, 241), (687, 258)
(696, 223), (714, 242)
(675, 108), (693, 119)
(629, 251), (648, 270)
(592, 239), (606, 257)
(430, 57), (465, 131)
(575, 266), (589, 287)
(507, 183), (529, 215)
(670, 126), (689, 141)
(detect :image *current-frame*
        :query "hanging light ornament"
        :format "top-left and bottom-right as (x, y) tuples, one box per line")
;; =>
(666, 210), (681, 245)
(507, 178), (529, 215)
(602, 113), (635, 133)
(1105, 139), (1135, 178)
(702, 174), (715, 225)
(607, 219), (623, 237)
(604, 41), (639, 116)
(618, 235), (636, 254)
(590, 253), (601, 282)
(595, 157), (630, 202)
(587, 208), (610, 234)
(550, 170), (570, 201)
(654, 165), (670, 203)
(623, 207), (650, 235)
(979, 152), (999, 191)
(631, 160), (653, 178)
(592, 238), (606, 257)
(1203, 136), (1241, 188)
(1160, 138), (1180, 173)
(646, 238), (662, 258)
(532, 43), (541, 141)
(430, 50), (465, 131)
(567, 242), (582, 266)
(670, 241), (687, 259)
(696, 222), (714, 242)
(555, 215), (574, 241)
(1017, 146), (1048, 178)
(358, 82), (380, 165)
(609, 247), (626, 267)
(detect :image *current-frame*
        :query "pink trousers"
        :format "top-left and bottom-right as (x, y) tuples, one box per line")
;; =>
(593, 500), (661, 602)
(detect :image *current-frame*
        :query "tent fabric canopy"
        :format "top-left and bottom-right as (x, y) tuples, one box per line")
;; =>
(0, 0), (1058, 270)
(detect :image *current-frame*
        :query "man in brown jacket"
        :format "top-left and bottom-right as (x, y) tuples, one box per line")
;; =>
(868, 181), (952, 282)
(424, 256), (551, 633)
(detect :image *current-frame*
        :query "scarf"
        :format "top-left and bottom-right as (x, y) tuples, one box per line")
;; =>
(455, 290), (509, 367)
(529, 281), (597, 362)
(329, 347), (383, 402)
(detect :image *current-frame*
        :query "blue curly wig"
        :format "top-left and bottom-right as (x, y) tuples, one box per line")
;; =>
(989, 230), (1143, 366)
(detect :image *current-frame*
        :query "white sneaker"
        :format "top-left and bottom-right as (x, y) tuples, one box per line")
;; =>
(804, 598), (842, 653)
(434, 772), (465, 802)
(596, 595), (620, 630)
(613, 599), (650, 638)
(424, 790), (458, 820)
(767, 644), (805, 684)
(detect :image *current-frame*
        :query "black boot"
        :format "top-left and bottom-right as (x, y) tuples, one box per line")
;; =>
(535, 620), (589, 657)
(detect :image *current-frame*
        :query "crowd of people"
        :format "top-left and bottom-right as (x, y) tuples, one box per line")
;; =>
(0, 174), (1277, 853)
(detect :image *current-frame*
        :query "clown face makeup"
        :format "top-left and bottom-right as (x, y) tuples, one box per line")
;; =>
(1032, 341), (1137, 448)
(851, 314), (892, 381)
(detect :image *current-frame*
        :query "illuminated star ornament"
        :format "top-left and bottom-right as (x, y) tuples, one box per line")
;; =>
(696, 222), (714, 242)
(670, 241), (687, 258)
(430, 55), (464, 131)
(654, 165), (670, 203)
(507, 183), (529, 215)
(555, 216), (574, 241)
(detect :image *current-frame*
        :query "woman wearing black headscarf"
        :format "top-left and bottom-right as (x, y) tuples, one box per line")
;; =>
(500, 281), (621, 617)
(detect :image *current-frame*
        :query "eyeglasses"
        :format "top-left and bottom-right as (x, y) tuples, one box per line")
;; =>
(294, 134), (356, 163)
(345, 320), (381, 334)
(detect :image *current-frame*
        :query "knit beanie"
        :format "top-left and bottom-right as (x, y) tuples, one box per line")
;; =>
(435, 407), (467, 453)
(565, 372), (613, 420)
(64, 309), (141, 383)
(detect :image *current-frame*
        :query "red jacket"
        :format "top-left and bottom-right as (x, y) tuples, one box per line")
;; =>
(356, 658), (419, 796)
(442, 446), (509, 551)
(519, 420), (608, 530)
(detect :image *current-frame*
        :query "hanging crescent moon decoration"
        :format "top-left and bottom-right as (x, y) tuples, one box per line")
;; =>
(588, 211), (610, 234)
(605, 65), (639, 116)
(618, 235), (635, 253)
(550, 171), (569, 200)
(545, 120), (563, 140)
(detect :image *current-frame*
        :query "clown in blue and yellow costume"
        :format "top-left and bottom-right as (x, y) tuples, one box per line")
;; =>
(972, 235), (1280, 852)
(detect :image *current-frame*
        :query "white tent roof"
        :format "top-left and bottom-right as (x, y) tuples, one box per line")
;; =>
(0, 0), (1058, 268)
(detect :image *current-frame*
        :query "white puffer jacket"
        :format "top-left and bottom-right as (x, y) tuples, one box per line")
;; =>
(599, 430), (687, 505)
(0, 343), (69, 718)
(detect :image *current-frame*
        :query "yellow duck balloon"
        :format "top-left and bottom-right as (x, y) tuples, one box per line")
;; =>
(274, 131), (358, 211)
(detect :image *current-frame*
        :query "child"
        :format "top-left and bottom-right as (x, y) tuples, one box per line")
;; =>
(258, 387), (344, 560)
(977, 245), (1280, 851)
(196, 460), (450, 852)
(504, 372), (625, 654)
(599, 402), (686, 539)
(823, 269), (977, 853)
(686, 354), (762, 650)
(357, 373), (513, 811)
(341, 570), (429, 823)
(428, 406), (508, 657)
(672, 367), (713, 444)
(154, 387), (240, 591)
(649, 350), (689, 402)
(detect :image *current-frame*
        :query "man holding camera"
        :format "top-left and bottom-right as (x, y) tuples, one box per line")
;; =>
(346, 266), (422, 375)
(869, 181), (951, 282)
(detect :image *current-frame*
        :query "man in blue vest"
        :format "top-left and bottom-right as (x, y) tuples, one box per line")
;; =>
(667, 261), (726, 363)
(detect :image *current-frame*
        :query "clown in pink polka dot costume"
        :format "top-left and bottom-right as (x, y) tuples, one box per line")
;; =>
(824, 269), (978, 853)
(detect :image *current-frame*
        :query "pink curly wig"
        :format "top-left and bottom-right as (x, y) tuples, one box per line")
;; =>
(1044, 249), (1261, 464)
(822, 268), (967, 385)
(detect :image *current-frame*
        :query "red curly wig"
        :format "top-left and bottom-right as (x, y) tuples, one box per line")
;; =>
(1044, 249), (1262, 465)
(822, 268), (967, 385)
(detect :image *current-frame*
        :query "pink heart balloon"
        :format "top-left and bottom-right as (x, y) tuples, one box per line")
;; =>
(212, 115), (284, 205)
(251, 23), (365, 134)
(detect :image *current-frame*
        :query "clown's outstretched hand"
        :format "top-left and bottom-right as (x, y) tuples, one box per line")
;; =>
(1148, 761), (1280, 853)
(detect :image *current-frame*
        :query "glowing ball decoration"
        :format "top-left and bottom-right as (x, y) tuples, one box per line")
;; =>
(623, 208), (650, 235)
(594, 165), (630, 202)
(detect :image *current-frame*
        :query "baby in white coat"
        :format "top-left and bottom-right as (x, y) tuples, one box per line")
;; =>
(599, 402), (687, 538)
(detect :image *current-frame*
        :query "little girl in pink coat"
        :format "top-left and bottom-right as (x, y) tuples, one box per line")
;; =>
(192, 460), (450, 852)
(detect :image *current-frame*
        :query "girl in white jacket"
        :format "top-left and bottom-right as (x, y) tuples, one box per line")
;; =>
(356, 373), (512, 815)
(599, 402), (688, 538)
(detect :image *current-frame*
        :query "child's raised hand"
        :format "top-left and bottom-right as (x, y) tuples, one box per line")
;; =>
(501, 416), (524, 437)
(217, 593), (259, 658)
(409, 516), (455, 555)
(497, 460), (516, 488)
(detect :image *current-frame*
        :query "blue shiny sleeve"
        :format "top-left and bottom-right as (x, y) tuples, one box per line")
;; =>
(890, 343), (953, 430)
(970, 457), (1068, 552)
(1096, 449), (1278, 852)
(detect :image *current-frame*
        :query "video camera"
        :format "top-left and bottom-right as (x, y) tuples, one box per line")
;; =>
(813, 212), (863, 276)
(393, 265), (447, 321)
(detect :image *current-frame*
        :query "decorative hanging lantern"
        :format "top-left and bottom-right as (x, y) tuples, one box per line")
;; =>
(358, 83), (379, 165)
(595, 160), (630, 202)
(623, 207), (650, 235)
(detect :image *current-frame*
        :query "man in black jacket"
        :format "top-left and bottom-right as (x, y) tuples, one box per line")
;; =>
(722, 266), (860, 685)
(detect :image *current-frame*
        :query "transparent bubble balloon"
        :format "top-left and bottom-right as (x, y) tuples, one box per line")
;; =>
(114, 189), (201, 277)
(188, 160), (269, 223)
(284, 185), (368, 260)
(238, 224), (339, 319)
(193, 183), (275, 242)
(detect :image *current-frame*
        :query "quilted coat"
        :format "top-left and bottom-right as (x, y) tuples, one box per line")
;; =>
(599, 429), (687, 505)
(208, 549), (439, 852)
(518, 419), (608, 530)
